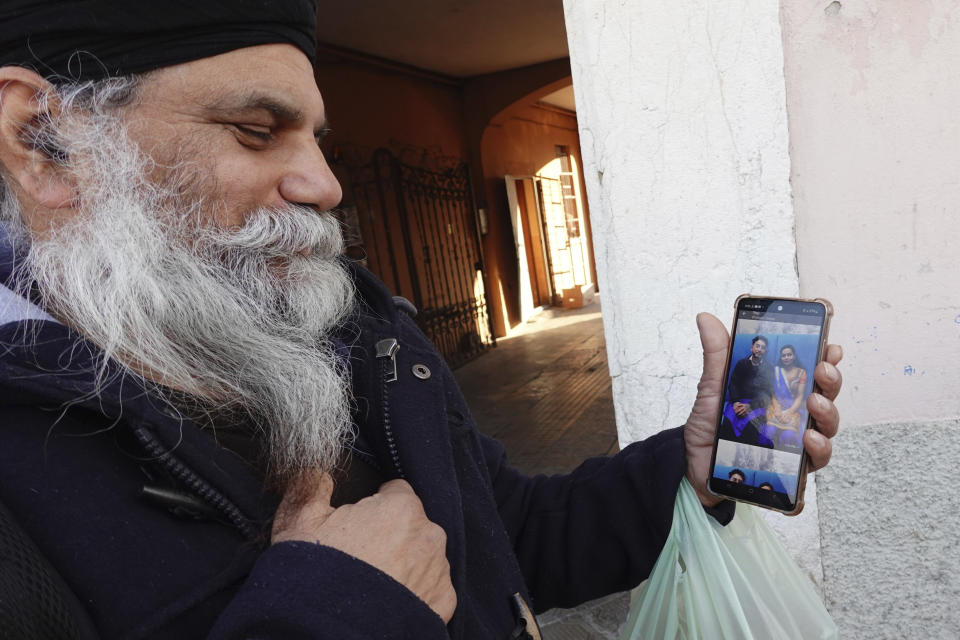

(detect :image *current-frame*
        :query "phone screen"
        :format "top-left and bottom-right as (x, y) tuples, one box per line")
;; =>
(708, 297), (830, 512)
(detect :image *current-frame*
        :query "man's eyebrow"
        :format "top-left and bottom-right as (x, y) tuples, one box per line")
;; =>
(205, 92), (328, 132)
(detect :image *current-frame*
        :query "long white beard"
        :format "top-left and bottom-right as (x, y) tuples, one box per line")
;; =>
(2, 99), (355, 483)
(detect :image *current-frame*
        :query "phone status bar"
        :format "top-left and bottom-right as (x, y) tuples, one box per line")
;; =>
(737, 309), (823, 325)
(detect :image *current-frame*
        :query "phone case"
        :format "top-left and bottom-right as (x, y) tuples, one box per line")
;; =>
(708, 295), (834, 516)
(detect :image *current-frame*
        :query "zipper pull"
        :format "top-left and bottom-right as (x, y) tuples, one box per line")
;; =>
(376, 338), (400, 383)
(141, 485), (221, 521)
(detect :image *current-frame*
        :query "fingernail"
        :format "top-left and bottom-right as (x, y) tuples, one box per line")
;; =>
(815, 394), (828, 411)
(824, 362), (839, 382)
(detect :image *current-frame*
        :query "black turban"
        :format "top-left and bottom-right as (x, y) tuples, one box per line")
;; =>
(0, 0), (319, 82)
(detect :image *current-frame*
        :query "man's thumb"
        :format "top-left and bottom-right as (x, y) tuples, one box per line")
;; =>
(696, 312), (730, 385)
(271, 472), (337, 541)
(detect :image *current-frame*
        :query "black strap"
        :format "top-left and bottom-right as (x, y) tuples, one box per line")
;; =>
(0, 496), (100, 640)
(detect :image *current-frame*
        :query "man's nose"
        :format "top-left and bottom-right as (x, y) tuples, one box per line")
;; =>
(278, 142), (343, 211)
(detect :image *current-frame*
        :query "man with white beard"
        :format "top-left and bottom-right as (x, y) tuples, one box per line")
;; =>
(0, 2), (844, 639)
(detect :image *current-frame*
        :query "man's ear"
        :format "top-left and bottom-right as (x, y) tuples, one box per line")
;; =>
(0, 66), (75, 210)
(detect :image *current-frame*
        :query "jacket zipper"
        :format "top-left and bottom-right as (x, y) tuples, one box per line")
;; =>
(375, 337), (405, 479)
(133, 426), (258, 540)
(348, 446), (383, 473)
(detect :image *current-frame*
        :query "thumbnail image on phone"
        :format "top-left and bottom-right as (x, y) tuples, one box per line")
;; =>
(707, 295), (833, 515)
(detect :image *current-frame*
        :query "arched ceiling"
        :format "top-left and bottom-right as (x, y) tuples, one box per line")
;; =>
(539, 86), (576, 111)
(315, 0), (569, 78)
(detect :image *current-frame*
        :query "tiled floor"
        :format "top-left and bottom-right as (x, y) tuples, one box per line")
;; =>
(453, 297), (632, 639)
(453, 299), (619, 475)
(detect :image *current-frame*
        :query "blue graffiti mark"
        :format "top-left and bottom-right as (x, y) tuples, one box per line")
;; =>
(904, 365), (915, 376)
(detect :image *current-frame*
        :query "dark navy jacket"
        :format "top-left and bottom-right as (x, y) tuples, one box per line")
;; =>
(0, 258), (690, 639)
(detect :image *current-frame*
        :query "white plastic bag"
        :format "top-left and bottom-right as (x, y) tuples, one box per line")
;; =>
(621, 479), (837, 640)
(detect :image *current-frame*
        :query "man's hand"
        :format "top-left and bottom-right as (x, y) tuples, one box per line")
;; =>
(272, 474), (457, 623)
(732, 402), (749, 417)
(684, 313), (843, 508)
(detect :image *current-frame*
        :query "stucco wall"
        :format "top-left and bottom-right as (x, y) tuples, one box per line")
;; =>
(817, 420), (960, 639)
(563, 0), (798, 437)
(782, 1), (960, 424)
(782, 1), (960, 636)
(562, 0), (827, 585)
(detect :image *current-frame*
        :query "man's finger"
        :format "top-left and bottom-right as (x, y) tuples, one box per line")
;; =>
(813, 360), (842, 401)
(377, 478), (415, 495)
(807, 393), (839, 439)
(804, 428), (833, 471)
(315, 472), (336, 505)
(824, 344), (843, 366)
(272, 472), (337, 541)
(283, 471), (336, 510)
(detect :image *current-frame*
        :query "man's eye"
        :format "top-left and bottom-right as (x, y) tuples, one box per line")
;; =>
(233, 124), (273, 142)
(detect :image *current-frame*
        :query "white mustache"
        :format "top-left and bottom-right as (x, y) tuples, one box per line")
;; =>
(198, 207), (344, 260)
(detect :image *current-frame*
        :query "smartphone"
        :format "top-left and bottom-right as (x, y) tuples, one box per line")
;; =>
(707, 295), (833, 515)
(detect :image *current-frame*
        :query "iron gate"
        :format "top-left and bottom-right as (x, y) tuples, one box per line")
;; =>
(349, 149), (495, 368)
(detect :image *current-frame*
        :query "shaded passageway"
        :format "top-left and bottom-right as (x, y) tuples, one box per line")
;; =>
(453, 298), (617, 476)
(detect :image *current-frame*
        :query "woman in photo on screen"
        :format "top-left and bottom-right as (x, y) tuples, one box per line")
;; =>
(767, 345), (807, 447)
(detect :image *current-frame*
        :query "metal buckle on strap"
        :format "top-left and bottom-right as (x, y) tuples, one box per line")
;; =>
(509, 592), (542, 640)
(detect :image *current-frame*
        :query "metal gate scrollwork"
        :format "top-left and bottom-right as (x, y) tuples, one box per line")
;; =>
(349, 149), (495, 368)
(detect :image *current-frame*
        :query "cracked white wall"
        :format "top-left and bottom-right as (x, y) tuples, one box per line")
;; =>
(781, 2), (960, 636)
(562, 0), (824, 583)
(563, 0), (798, 439)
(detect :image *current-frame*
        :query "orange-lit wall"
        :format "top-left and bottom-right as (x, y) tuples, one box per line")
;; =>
(312, 54), (472, 320)
(314, 53), (468, 166)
